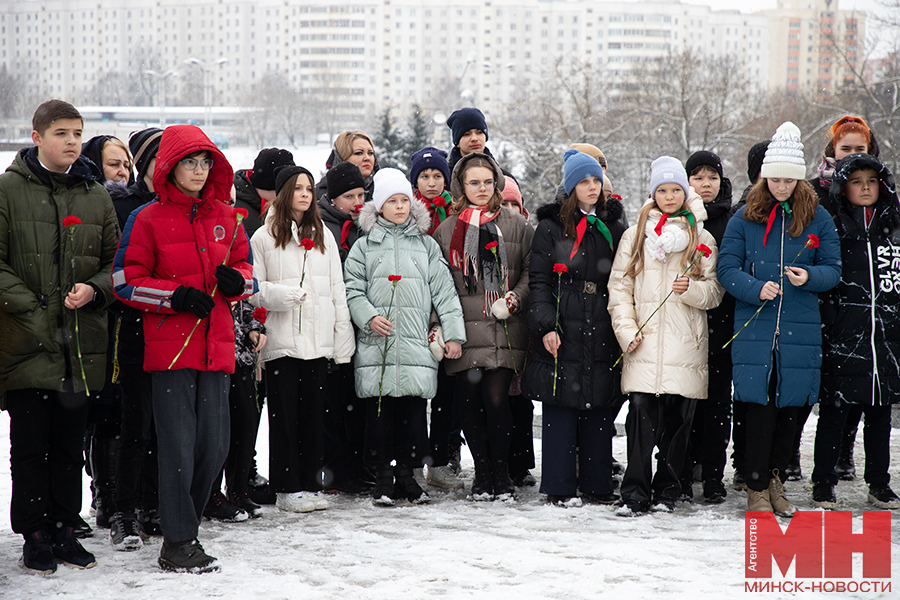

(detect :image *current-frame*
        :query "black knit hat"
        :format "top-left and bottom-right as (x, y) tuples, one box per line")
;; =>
(747, 141), (770, 184)
(326, 161), (366, 199)
(447, 107), (488, 146)
(129, 128), (163, 180)
(249, 148), (295, 191)
(685, 150), (724, 180)
(274, 165), (315, 197)
(409, 146), (451, 187)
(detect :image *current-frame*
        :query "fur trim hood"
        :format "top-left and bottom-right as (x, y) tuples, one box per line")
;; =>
(535, 194), (624, 225)
(356, 195), (432, 236)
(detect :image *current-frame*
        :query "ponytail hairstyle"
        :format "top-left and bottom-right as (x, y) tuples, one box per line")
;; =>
(743, 177), (819, 238)
(624, 198), (701, 279)
(268, 172), (326, 252)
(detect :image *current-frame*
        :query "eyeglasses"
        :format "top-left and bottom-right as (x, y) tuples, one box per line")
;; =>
(180, 157), (214, 171)
(465, 179), (494, 189)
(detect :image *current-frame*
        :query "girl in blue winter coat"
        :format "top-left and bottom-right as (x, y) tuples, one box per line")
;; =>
(343, 168), (466, 506)
(717, 122), (841, 517)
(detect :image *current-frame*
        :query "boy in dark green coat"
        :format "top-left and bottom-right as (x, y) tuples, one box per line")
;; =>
(0, 100), (119, 573)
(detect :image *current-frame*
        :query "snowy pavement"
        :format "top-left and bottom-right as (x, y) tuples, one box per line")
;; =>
(0, 409), (898, 599)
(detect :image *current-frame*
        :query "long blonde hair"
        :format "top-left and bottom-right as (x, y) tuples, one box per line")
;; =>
(624, 199), (701, 278)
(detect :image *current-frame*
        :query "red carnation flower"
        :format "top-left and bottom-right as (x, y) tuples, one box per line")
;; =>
(234, 208), (249, 221)
(610, 194), (623, 202)
(552, 263), (568, 274)
(485, 241), (499, 250)
(433, 197), (446, 207)
(301, 238), (315, 251)
(62, 216), (82, 227)
(355, 204), (364, 212)
(696, 244), (712, 258)
(388, 275), (402, 282)
(806, 234), (820, 248)
(252, 307), (268, 325)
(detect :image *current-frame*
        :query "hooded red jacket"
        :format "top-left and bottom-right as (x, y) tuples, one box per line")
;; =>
(112, 125), (255, 373)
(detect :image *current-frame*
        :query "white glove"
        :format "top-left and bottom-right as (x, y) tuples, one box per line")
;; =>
(491, 297), (510, 320)
(428, 325), (445, 361)
(287, 288), (308, 306)
(490, 292), (518, 320)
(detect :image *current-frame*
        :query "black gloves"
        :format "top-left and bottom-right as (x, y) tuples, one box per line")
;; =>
(172, 286), (215, 319)
(216, 265), (245, 298)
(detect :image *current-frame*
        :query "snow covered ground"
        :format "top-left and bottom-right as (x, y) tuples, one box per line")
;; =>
(0, 145), (898, 597)
(0, 408), (898, 600)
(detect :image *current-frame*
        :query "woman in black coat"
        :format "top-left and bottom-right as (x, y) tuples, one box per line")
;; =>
(812, 153), (900, 509)
(522, 150), (626, 507)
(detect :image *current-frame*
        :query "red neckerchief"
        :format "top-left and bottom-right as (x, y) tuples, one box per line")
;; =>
(340, 220), (353, 250)
(763, 201), (792, 247)
(570, 213), (614, 259)
(654, 213), (670, 237)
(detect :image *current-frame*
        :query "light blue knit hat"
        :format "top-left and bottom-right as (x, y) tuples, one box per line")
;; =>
(649, 156), (689, 197)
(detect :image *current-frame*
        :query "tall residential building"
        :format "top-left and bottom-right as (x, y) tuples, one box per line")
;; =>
(0, 0), (860, 132)
(761, 0), (865, 97)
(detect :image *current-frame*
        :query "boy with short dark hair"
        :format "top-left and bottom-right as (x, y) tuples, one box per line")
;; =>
(0, 99), (120, 573)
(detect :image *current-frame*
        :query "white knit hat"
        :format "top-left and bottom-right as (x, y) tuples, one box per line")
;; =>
(372, 168), (413, 211)
(760, 122), (807, 180)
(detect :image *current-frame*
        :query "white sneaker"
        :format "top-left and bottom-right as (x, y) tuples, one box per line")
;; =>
(275, 492), (316, 513)
(413, 468), (427, 488)
(307, 492), (329, 511)
(425, 465), (464, 490)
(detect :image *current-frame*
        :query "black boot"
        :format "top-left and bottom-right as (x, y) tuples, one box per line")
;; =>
(834, 426), (857, 481)
(394, 466), (429, 504)
(471, 460), (494, 501)
(372, 465), (396, 506)
(90, 432), (118, 529)
(491, 459), (515, 501)
(784, 445), (802, 482)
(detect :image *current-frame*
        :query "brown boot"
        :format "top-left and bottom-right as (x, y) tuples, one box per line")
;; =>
(747, 487), (773, 512)
(768, 470), (795, 517)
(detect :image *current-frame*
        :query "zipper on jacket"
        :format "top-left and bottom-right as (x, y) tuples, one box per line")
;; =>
(772, 217), (785, 352)
(656, 257), (666, 396)
(393, 223), (401, 388)
(190, 201), (200, 223)
(863, 208), (881, 403)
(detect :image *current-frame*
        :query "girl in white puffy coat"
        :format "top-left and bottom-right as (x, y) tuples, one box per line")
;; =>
(250, 166), (355, 513)
(607, 156), (723, 516)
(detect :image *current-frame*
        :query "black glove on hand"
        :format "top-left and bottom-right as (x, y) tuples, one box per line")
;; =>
(172, 286), (215, 319)
(216, 265), (245, 297)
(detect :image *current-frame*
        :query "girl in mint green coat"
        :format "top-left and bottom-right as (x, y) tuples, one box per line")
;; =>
(344, 168), (465, 506)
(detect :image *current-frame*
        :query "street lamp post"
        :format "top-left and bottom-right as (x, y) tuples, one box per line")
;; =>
(144, 69), (178, 127)
(183, 57), (229, 129)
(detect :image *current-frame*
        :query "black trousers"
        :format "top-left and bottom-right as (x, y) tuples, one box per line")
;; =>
(508, 393), (536, 476)
(621, 393), (696, 508)
(221, 363), (263, 495)
(741, 397), (800, 492)
(813, 400), (892, 486)
(688, 352), (732, 483)
(540, 403), (615, 496)
(7, 388), (92, 536)
(427, 367), (462, 467)
(323, 361), (367, 483)
(363, 395), (428, 468)
(265, 356), (327, 493)
(114, 362), (157, 514)
(456, 368), (514, 465)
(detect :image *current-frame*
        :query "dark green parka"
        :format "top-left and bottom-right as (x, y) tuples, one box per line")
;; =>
(0, 148), (119, 400)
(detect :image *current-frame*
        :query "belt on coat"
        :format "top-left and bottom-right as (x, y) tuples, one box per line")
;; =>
(560, 280), (602, 295)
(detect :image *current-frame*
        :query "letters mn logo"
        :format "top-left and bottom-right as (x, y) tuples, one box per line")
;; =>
(745, 511), (891, 578)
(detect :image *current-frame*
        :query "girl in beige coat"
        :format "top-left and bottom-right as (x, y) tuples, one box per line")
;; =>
(608, 156), (723, 516)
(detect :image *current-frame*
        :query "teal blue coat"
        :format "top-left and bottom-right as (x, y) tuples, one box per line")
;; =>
(344, 200), (465, 399)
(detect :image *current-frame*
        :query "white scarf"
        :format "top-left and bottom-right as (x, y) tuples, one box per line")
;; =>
(644, 216), (689, 263)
